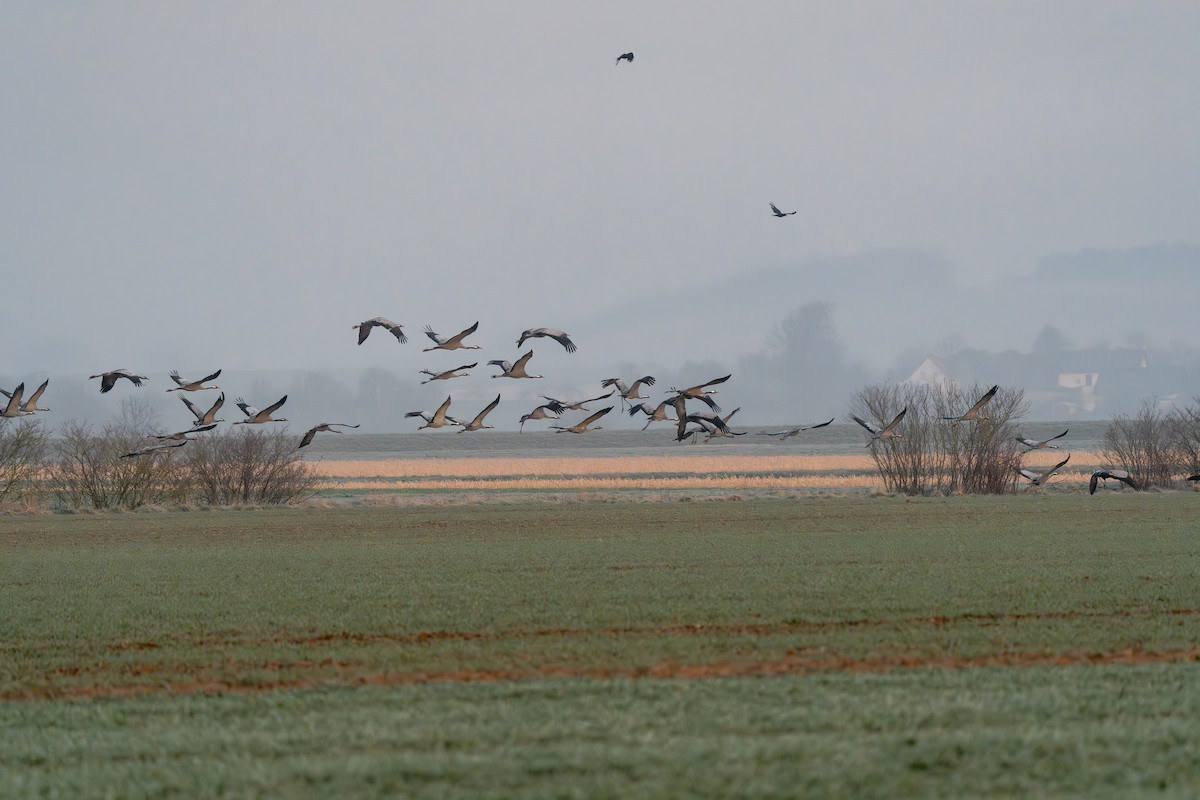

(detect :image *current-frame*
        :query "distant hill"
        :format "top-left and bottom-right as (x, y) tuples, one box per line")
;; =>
(1032, 244), (1200, 282)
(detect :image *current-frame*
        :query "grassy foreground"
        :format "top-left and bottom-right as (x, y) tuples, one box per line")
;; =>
(2, 495), (1198, 797)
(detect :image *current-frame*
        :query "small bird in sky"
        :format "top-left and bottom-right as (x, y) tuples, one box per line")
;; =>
(539, 390), (614, 412)
(89, 369), (148, 394)
(552, 406), (613, 434)
(488, 351), (542, 379)
(154, 423), (218, 441)
(759, 418), (835, 441)
(180, 393), (225, 427)
(602, 376), (656, 408)
(419, 363), (477, 384)
(0, 379), (49, 414)
(519, 400), (566, 432)
(423, 321), (481, 352)
(516, 328), (576, 353)
(166, 369), (222, 392)
(615, 52), (634, 65)
(298, 423), (360, 449)
(943, 385), (999, 423)
(1015, 429), (1069, 450)
(852, 407), (907, 445)
(770, 203), (797, 218)
(459, 394), (502, 432)
(1016, 454), (1071, 488)
(353, 317), (408, 345)
(406, 396), (464, 429)
(0, 384), (29, 418)
(1089, 469), (1139, 494)
(120, 440), (189, 459)
(234, 395), (288, 425)
(628, 400), (677, 431)
(669, 374), (732, 413)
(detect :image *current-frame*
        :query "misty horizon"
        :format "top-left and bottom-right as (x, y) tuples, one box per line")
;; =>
(4, 4), (1199, 428)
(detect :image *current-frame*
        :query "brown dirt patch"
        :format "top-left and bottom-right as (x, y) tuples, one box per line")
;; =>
(177, 606), (1200, 651)
(7, 607), (1197, 702)
(8, 646), (1199, 702)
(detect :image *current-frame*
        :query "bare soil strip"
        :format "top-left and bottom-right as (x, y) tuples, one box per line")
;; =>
(8, 647), (1198, 702)
(160, 606), (1196, 651)
(8, 607), (1196, 702)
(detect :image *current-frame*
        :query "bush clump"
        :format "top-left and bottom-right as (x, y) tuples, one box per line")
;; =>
(850, 382), (1028, 496)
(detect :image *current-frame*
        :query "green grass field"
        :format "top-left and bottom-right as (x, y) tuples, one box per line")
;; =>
(2, 495), (1198, 797)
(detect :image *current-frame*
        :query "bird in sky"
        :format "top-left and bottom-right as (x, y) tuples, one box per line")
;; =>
(180, 392), (225, 427)
(0, 384), (30, 418)
(423, 321), (481, 352)
(1015, 429), (1069, 450)
(489, 351), (542, 379)
(628, 400), (677, 431)
(459, 394), (502, 432)
(353, 317), (408, 345)
(770, 202), (797, 218)
(540, 390), (615, 412)
(516, 328), (576, 353)
(943, 385), (999, 423)
(0, 379), (49, 413)
(419, 363), (477, 384)
(759, 418), (835, 441)
(602, 376), (656, 408)
(551, 406), (612, 434)
(852, 407), (907, 445)
(1089, 469), (1139, 494)
(696, 407), (746, 442)
(406, 396), (464, 429)
(233, 395), (288, 424)
(615, 52), (634, 65)
(1016, 454), (1071, 488)
(166, 369), (222, 392)
(519, 400), (566, 432)
(120, 440), (189, 459)
(669, 374), (731, 413)
(298, 423), (360, 449)
(154, 423), (218, 441)
(675, 409), (739, 443)
(89, 369), (148, 394)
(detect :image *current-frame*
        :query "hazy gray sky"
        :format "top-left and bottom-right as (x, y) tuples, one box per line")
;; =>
(4, 2), (1198, 378)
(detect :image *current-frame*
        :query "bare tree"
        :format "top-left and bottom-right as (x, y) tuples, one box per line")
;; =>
(850, 382), (1027, 495)
(1103, 399), (1184, 489)
(1168, 396), (1200, 479)
(185, 428), (316, 506)
(0, 418), (50, 508)
(49, 420), (187, 510)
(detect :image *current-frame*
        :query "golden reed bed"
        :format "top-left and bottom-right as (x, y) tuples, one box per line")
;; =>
(310, 452), (1103, 492)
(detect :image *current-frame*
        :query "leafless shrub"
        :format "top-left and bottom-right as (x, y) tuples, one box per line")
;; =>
(184, 427), (316, 506)
(0, 418), (50, 508)
(849, 382), (1027, 495)
(1103, 399), (1183, 489)
(49, 420), (188, 510)
(1167, 397), (1200, 479)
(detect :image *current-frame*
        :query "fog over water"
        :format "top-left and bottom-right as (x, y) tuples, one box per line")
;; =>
(4, 4), (1198, 430)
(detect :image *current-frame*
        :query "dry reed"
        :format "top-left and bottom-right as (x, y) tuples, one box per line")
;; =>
(308, 451), (1105, 493)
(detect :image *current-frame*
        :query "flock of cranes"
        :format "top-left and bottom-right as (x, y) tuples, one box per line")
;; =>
(0, 53), (1179, 495)
(0, 344), (1170, 492)
(389, 323), (751, 443)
